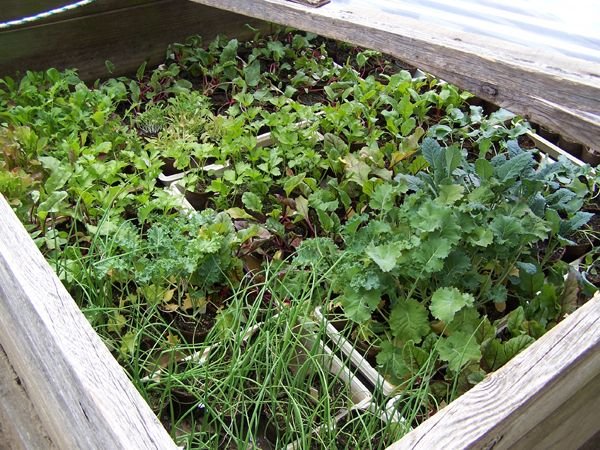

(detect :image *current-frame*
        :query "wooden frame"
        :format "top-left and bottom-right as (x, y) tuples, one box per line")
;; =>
(1, 3), (599, 447)
(0, 0), (269, 82)
(388, 292), (600, 450)
(0, 195), (177, 449)
(187, 0), (600, 149)
(1, 183), (598, 447)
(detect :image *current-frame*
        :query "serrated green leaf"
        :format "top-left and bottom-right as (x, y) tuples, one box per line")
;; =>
(494, 151), (534, 182)
(430, 287), (475, 324)
(366, 243), (401, 272)
(447, 307), (482, 336)
(469, 228), (494, 247)
(411, 200), (451, 232)
(241, 192), (263, 213)
(421, 137), (442, 168)
(376, 341), (409, 381)
(340, 288), (381, 323)
(389, 299), (430, 343)
(438, 184), (464, 205)
(369, 183), (396, 212)
(416, 236), (452, 273)
(437, 331), (481, 373)
(491, 215), (524, 244)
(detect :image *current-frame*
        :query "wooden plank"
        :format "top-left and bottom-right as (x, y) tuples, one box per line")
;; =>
(386, 293), (600, 450)
(187, 0), (600, 149)
(0, 0), (269, 82)
(528, 131), (588, 168)
(510, 373), (600, 450)
(0, 195), (178, 450)
(0, 344), (58, 450)
(1, 0), (150, 28)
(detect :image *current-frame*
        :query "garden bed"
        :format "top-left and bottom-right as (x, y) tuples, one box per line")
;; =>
(0, 28), (598, 449)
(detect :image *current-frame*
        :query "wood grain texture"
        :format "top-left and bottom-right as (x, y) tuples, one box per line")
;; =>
(0, 344), (57, 450)
(510, 373), (600, 450)
(188, 0), (600, 148)
(1, 0), (150, 28)
(0, 0), (269, 82)
(0, 195), (177, 450)
(387, 293), (600, 450)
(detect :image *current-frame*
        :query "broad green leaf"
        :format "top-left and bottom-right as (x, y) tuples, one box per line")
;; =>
(220, 39), (238, 63)
(37, 191), (68, 222)
(402, 340), (429, 374)
(421, 137), (441, 168)
(516, 261), (537, 275)
(475, 158), (494, 180)
(474, 317), (496, 344)
(506, 306), (526, 336)
(417, 236), (452, 273)
(295, 196), (309, 220)
(437, 331), (481, 373)
(390, 299), (430, 343)
(491, 215), (524, 244)
(376, 341), (409, 381)
(244, 58), (261, 87)
(446, 307), (481, 336)
(438, 184), (464, 205)
(242, 192), (263, 213)
(369, 183), (396, 212)
(560, 268), (579, 316)
(225, 207), (254, 220)
(560, 211), (593, 236)
(494, 151), (534, 182)
(430, 287), (475, 324)
(482, 335), (534, 371)
(316, 209), (335, 232)
(283, 172), (306, 196)
(340, 288), (381, 323)
(469, 228), (493, 247)
(401, 117), (416, 136)
(341, 153), (370, 186)
(366, 243), (401, 272)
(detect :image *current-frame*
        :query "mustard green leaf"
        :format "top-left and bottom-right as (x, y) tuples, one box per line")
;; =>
(430, 287), (475, 324)
(390, 298), (430, 343)
(437, 331), (481, 373)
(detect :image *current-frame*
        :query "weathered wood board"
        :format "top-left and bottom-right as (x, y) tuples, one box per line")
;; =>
(0, 344), (57, 450)
(1, 0), (150, 29)
(0, 195), (178, 450)
(188, 0), (600, 149)
(0, 0), (269, 82)
(387, 292), (600, 450)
